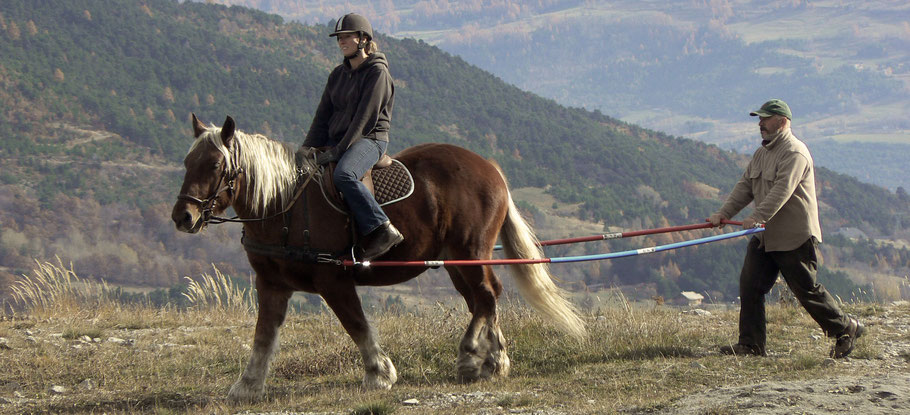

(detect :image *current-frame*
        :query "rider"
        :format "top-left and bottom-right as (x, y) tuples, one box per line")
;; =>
(303, 13), (404, 261)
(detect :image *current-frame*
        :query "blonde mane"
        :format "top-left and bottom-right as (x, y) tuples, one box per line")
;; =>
(188, 126), (298, 216)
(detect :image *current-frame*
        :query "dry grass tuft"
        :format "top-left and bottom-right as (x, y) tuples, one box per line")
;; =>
(9, 257), (113, 315)
(183, 265), (256, 315)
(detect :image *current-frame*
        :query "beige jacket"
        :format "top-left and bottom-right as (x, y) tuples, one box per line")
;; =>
(716, 128), (822, 251)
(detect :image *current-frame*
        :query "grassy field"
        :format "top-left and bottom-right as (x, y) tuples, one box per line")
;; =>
(0, 261), (904, 414)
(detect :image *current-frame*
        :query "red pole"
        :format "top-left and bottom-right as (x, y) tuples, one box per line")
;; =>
(341, 257), (553, 267)
(536, 219), (743, 247)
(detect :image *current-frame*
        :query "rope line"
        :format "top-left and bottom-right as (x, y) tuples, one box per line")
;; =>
(344, 225), (763, 267)
(494, 219), (743, 250)
(550, 227), (761, 264)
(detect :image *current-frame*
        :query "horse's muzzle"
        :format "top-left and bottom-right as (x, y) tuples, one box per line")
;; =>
(172, 204), (204, 233)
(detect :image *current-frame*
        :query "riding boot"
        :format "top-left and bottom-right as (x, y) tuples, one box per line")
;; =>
(359, 221), (404, 261)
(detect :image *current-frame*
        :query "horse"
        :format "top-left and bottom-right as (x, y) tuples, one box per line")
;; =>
(171, 115), (585, 401)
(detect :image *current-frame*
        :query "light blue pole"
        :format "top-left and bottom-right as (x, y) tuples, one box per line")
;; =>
(550, 227), (764, 264)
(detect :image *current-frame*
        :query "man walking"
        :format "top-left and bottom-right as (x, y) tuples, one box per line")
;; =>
(708, 99), (863, 358)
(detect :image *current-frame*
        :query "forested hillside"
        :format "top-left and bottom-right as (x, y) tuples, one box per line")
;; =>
(1, 0), (908, 302)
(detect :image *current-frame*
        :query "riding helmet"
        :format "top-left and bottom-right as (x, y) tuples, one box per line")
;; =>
(329, 13), (373, 40)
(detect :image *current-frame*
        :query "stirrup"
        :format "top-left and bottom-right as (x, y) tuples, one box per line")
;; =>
(351, 245), (364, 266)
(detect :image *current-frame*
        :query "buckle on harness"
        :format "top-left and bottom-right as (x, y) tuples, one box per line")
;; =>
(316, 253), (342, 265)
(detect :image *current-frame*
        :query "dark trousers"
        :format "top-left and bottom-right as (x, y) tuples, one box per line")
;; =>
(738, 236), (849, 349)
(333, 138), (389, 235)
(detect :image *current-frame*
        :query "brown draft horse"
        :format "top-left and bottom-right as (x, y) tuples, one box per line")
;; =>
(171, 115), (585, 401)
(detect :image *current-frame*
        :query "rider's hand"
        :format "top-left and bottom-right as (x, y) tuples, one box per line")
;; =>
(299, 145), (317, 158)
(708, 213), (727, 228)
(315, 150), (338, 165)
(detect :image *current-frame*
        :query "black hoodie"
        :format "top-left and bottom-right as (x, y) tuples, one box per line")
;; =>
(303, 52), (394, 156)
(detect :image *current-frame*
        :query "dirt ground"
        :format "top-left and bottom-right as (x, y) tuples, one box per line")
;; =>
(648, 373), (910, 414)
(640, 304), (910, 415)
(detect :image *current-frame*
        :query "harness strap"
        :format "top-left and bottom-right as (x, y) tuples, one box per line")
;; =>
(302, 183), (311, 251)
(241, 232), (343, 265)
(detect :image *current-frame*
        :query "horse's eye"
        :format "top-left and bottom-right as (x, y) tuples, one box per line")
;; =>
(213, 161), (222, 170)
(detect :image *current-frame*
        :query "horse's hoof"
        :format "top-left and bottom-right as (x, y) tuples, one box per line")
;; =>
(363, 358), (397, 390)
(363, 376), (395, 390)
(227, 379), (264, 402)
(456, 369), (481, 383)
(486, 349), (511, 377)
(457, 347), (510, 382)
(456, 349), (485, 383)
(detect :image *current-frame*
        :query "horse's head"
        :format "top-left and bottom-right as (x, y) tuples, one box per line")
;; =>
(172, 114), (241, 233)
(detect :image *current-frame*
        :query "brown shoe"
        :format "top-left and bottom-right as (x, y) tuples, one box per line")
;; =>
(719, 343), (765, 356)
(831, 317), (864, 358)
(359, 221), (404, 261)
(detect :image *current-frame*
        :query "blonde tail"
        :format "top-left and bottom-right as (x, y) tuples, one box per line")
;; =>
(500, 192), (587, 340)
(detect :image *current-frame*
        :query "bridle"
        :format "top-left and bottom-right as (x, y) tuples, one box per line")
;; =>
(176, 148), (318, 227)
(176, 161), (243, 226)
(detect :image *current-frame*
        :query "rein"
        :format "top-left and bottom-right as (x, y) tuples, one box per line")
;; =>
(207, 171), (315, 225)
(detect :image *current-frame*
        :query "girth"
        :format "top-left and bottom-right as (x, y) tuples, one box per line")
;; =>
(241, 231), (344, 265)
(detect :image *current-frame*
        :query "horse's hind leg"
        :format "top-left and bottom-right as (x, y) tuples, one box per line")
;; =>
(319, 281), (397, 389)
(228, 284), (291, 401)
(447, 264), (510, 382)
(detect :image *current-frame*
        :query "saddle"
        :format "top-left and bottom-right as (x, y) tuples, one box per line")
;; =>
(324, 154), (414, 208)
(298, 149), (415, 213)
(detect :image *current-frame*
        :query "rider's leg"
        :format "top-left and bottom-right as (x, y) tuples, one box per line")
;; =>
(333, 139), (403, 260)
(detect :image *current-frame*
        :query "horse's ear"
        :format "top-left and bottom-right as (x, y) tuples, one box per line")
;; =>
(221, 116), (235, 146)
(191, 113), (207, 138)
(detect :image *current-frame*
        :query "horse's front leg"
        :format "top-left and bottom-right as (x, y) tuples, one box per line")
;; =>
(228, 285), (292, 402)
(319, 280), (397, 389)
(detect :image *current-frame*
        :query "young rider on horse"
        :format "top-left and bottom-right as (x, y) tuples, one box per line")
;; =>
(302, 13), (403, 261)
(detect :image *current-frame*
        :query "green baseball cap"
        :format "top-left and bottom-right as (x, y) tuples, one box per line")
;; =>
(750, 99), (792, 119)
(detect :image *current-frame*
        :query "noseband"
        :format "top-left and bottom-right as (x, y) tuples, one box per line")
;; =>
(177, 163), (242, 225)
